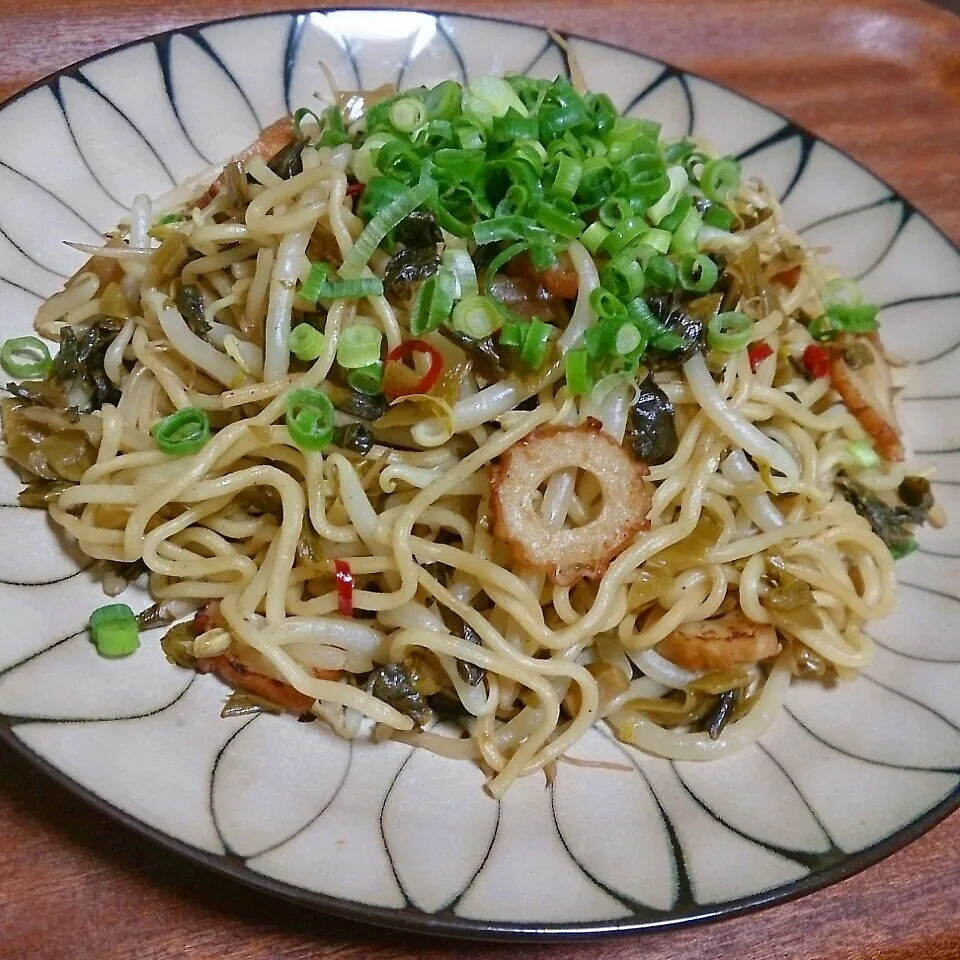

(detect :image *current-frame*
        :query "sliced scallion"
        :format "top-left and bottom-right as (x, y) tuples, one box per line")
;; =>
(707, 311), (752, 352)
(152, 407), (211, 457)
(1, 336), (52, 379)
(289, 323), (326, 362)
(337, 323), (384, 369)
(89, 603), (140, 658)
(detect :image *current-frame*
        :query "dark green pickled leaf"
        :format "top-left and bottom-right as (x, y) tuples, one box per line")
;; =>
(394, 210), (442, 248)
(839, 476), (933, 559)
(645, 296), (706, 369)
(333, 422), (374, 455)
(333, 389), (388, 421)
(175, 284), (211, 337)
(626, 374), (678, 466)
(899, 476), (934, 511)
(221, 690), (283, 718)
(52, 318), (124, 411)
(384, 245), (441, 290)
(438, 604), (485, 686)
(440, 327), (506, 380)
(160, 622), (198, 669)
(705, 688), (739, 740)
(17, 479), (72, 508)
(367, 662), (434, 726)
(267, 137), (309, 180)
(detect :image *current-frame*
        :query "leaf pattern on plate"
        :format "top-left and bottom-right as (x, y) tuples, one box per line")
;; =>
(381, 740), (498, 913)
(15, 677), (246, 853)
(211, 712), (352, 858)
(638, 754), (809, 903)
(802, 199), (907, 281)
(779, 141), (892, 233)
(0, 11), (958, 936)
(761, 712), (958, 853)
(0, 88), (123, 228)
(248, 735), (412, 908)
(738, 129), (811, 205)
(200, 17), (293, 127)
(627, 71), (693, 140)
(551, 727), (677, 910)
(674, 745), (832, 855)
(163, 33), (261, 165)
(454, 770), (629, 923)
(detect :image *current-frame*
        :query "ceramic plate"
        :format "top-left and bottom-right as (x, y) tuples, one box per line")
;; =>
(0, 9), (958, 940)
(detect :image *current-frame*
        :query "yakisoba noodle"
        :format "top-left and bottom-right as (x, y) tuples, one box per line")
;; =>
(0, 70), (940, 798)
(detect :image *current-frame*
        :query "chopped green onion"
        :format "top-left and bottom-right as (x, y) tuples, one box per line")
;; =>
(600, 216), (649, 256)
(821, 277), (863, 307)
(301, 262), (334, 302)
(289, 323), (326, 362)
(614, 323), (644, 357)
(491, 112), (540, 142)
(532, 199), (586, 239)
(318, 105), (349, 147)
(152, 407), (211, 457)
(390, 96), (428, 132)
(462, 75), (529, 126)
(337, 322), (383, 369)
(701, 203), (734, 230)
(340, 181), (436, 278)
(89, 603), (140, 658)
(565, 347), (592, 395)
(442, 247), (479, 300)
(472, 215), (544, 246)
(451, 295), (501, 339)
(848, 440), (880, 470)
(424, 80), (462, 121)
(678, 253), (719, 293)
(809, 302), (880, 340)
(600, 256), (646, 301)
(890, 537), (919, 560)
(639, 228), (672, 255)
(700, 156), (742, 203)
(655, 193), (693, 233)
(293, 106), (324, 137)
(303, 268), (383, 302)
(346, 362), (385, 396)
(520, 318), (553, 369)
(708, 311), (752, 352)
(626, 297), (688, 351)
(1, 336), (52, 379)
(498, 321), (525, 348)
(645, 255), (678, 291)
(646, 166), (689, 225)
(670, 206), (704, 254)
(285, 387), (335, 451)
(410, 268), (458, 335)
(529, 243), (557, 272)
(598, 196), (632, 228)
(589, 287), (628, 321)
(580, 221), (611, 254)
(550, 155), (584, 200)
(375, 139), (422, 185)
(158, 212), (187, 225)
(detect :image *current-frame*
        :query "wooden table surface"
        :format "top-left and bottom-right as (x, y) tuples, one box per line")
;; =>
(1, 1), (959, 958)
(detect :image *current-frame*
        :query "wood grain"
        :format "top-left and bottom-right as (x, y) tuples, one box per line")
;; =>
(1, 1), (959, 958)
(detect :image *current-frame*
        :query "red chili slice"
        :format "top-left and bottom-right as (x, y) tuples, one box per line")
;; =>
(747, 341), (774, 373)
(802, 343), (831, 379)
(773, 265), (802, 289)
(383, 338), (444, 397)
(346, 181), (365, 198)
(334, 559), (355, 617)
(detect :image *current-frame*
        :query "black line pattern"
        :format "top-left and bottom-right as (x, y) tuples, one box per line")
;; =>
(1, 8), (959, 940)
